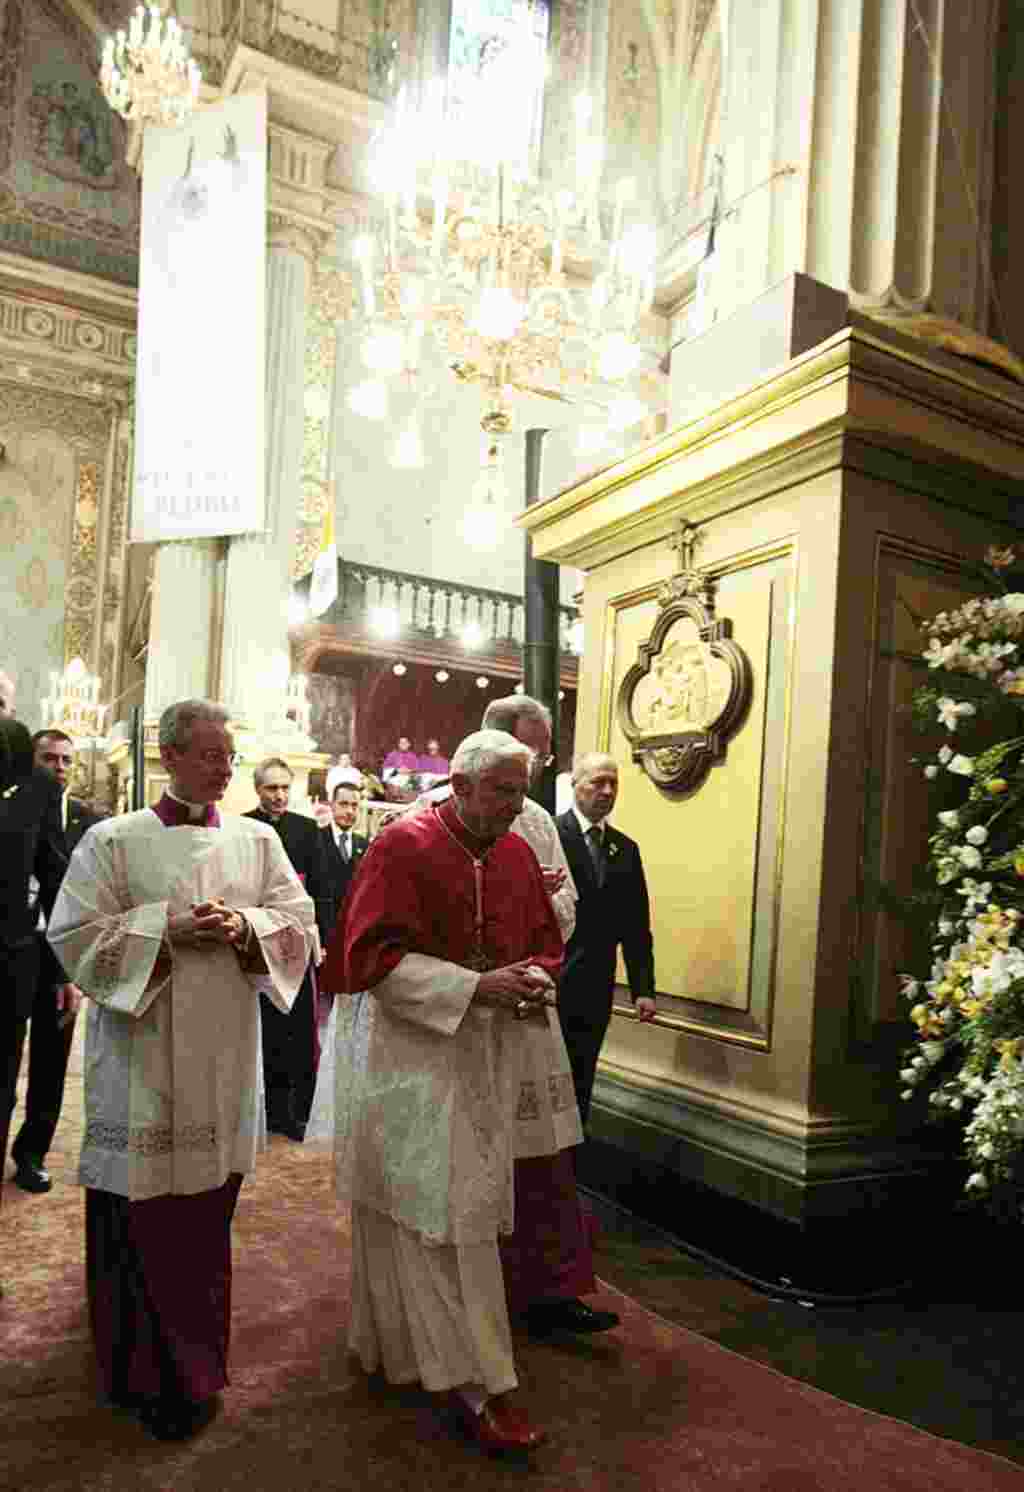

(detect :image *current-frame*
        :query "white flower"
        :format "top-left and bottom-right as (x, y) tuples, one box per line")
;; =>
(980, 1142), (996, 1160)
(899, 1067), (918, 1083)
(924, 765), (939, 779)
(937, 697), (977, 731)
(965, 1172), (989, 1191)
(938, 919), (954, 935)
(921, 1041), (946, 1065)
(938, 746), (953, 764)
(959, 845), (983, 870)
(937, 810), (960, 830)
(900, 1091), (914, 1102)
(949, 1096), (963, 1111)
(1003, 594), (1024, 616)
(965, 825), (988, 846)
(948, 754), (976, 776)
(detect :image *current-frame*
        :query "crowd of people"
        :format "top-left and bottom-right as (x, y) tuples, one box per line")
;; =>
(0, 674), (656, 1456)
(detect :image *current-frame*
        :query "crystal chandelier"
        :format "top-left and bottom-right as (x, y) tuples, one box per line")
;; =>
(40, 658), (109, 746)
(347, 55), (658, 475)
(101, 4), (202, 128)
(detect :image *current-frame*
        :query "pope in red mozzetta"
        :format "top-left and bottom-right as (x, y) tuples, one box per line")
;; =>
(316, 729), (581, 1454)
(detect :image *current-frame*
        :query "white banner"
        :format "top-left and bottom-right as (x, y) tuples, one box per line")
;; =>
(131, 93), (266, 542)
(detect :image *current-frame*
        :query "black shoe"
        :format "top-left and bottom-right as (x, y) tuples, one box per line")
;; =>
(524, 1299), (620, 1338)
(139, 1396), (219, 1441)
(267, 1118), (305, 1142)
(13, 1159), (52, 1194)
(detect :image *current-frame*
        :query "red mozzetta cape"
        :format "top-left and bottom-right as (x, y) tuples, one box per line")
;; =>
(321, 797), (562, 994)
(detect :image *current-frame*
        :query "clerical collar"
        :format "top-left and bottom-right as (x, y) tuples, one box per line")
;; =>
(168, 788), (208, 821)
(153, 791), (220, 828)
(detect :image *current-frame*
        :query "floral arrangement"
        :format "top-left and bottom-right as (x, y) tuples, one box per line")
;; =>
(899, 544), (1024, 1213)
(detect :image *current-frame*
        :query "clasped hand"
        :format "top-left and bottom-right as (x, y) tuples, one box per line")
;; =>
(475, 960), (552, 1014)
(168, 898), (247, 950)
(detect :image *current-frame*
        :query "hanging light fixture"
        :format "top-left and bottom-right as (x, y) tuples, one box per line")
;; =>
(461, 438), (506, 550)
(101, 4), (202, 128)
(347, 53), (660, 513)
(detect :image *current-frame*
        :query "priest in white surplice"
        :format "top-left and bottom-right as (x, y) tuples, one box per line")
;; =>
(313, 730), (580, 1454)
(47, 699), (315, 1443)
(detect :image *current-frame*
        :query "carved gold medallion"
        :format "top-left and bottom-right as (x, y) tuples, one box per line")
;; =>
(617, 523), (753, 794)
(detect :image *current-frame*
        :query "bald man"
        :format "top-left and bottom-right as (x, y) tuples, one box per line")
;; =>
(556, 754), (656, 1127)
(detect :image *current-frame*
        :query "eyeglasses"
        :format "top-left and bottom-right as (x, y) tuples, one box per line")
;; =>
(194, 751), (241, 768)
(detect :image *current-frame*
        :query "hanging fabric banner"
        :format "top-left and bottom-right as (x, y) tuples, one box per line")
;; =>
(131, 92), (266, 542)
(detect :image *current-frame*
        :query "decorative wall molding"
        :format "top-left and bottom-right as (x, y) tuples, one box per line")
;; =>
(0, 282), (136, 379)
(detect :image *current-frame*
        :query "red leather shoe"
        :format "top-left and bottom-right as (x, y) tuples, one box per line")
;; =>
(448, 1392), (547, 1453)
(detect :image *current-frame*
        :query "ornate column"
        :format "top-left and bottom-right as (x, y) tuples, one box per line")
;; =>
(143, 539), (220, 717)
(219, 214), (321, 729)
(706, 0), (999, 332)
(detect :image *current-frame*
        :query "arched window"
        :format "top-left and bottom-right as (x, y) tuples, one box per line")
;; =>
(446, 0), (552, 171)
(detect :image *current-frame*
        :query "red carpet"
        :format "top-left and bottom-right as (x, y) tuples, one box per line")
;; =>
(1, 1046), (1021, 1491)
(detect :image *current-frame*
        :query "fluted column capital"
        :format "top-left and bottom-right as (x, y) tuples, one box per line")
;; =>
(267, 211), (328, 266)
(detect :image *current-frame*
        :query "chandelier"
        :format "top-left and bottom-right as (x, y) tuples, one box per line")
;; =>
(101, 4), (202, 128)
(40, 658), (109, 746)
(345, 59), (658, 498)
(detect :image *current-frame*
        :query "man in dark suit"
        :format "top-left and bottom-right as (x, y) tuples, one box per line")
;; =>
(245, 757), (333, 1140)
(10, 728), (100, 1194)
(0, 717), (67, 1240)
(556, 752), (656, 1128)
(320, 781), (367, 935)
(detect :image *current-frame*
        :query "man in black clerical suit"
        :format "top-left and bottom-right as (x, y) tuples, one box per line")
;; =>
(556, 752), (656, 1128)
(320, 781), (367, 934)
(245, 757), (332, 1140)
(10, 729), (101, 1194)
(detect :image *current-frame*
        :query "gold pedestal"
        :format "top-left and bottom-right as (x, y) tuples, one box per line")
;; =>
(521, 314), (1024, 1223)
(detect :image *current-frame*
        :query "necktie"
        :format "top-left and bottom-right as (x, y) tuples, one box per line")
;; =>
(586, 824), (605, 887)
(338, 832), (350, 863)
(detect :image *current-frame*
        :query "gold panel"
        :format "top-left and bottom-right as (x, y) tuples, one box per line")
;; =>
(599, 541), (795, 1046)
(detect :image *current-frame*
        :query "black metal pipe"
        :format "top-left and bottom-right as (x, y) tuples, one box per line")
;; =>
(522, 428), (559, 814)
(130, 704), (145, 811)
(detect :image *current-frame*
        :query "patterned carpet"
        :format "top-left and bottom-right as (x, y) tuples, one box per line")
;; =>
(2, 1032), (1022, 1492)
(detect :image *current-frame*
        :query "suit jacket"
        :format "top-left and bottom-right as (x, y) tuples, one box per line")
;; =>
(33, 796), (104, 993)
(319, 824), (368, 932)
(0, 770), (67, 1017)
(65, 795), (103, 856)
(556, 809), (655, 1024)
(244, 807), (334, 946)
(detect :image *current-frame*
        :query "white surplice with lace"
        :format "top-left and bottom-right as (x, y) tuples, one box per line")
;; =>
(47, 810), (316, 1201)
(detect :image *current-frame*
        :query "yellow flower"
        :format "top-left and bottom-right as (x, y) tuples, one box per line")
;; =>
(1014, 855), (1024, 878)
(910, 1004), (930, 1026)
(987, 778), (1009, 794)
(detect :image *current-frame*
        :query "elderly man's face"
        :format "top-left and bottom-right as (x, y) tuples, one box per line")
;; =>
(512, 715), (551, 787)
(161, 720), (236, 805)
(453, 757), (528, 840)
(256, 766), (292, 819)
(574, 762), (619, 823)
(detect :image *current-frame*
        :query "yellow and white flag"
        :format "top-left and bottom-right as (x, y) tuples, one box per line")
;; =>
(309, 495), (338, 617)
